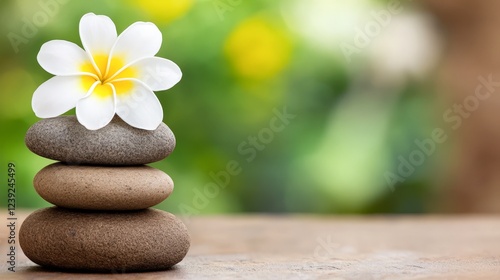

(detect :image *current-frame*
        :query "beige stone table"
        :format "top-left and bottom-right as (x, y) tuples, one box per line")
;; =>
(1, 211), (499, 279)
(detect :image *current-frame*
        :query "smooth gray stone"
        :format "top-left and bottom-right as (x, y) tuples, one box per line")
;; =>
(25, 116), (175, 165)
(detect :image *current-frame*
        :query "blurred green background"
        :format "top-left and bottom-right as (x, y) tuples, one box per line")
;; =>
(0, 0), (446, 214)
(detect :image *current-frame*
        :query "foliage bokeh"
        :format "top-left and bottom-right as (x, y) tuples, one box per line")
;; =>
(0, 0), (443, 214)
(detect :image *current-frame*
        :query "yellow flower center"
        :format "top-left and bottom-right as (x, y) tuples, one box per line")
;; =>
(80, 54), (136, 98)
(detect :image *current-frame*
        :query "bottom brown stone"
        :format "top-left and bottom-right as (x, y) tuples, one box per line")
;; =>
(19, 207), (190, 272)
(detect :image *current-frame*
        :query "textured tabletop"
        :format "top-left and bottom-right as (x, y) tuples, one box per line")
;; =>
(1, 212), (499, 279)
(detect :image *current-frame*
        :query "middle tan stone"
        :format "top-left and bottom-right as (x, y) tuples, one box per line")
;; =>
(34, 163), (173, 210)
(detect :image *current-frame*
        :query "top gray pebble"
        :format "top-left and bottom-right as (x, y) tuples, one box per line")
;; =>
(25, 116), (176, 165)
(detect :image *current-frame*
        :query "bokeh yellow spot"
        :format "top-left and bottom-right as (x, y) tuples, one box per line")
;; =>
(224, 16), (293, 80)
(130, 0), (193, 24)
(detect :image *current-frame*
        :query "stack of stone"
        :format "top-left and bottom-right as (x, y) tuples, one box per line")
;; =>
(19, 116), (190, 272)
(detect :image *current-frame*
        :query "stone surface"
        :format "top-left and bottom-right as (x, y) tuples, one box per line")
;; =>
(19, 208), (190, 272)
(34, 163), (173, 210)
(25, 116), (175, 165)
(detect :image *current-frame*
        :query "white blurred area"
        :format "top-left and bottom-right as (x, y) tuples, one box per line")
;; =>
(282, 0), (376, 54)
(282, 0), (442, 84)
(367, 12), (442, 87)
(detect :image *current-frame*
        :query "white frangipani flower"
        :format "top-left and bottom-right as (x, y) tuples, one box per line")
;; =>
(33, 13), (182, 130)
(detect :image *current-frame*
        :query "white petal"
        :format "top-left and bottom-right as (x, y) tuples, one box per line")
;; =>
(114, 80), (163, 130)
(37, 40), (92, 76)
(32, 76), (91, 118)
(79, 13), (117, 56)
(110, 22), (162, 65)
(76, 85), (116, 130)
(130, 57), (182, 91)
